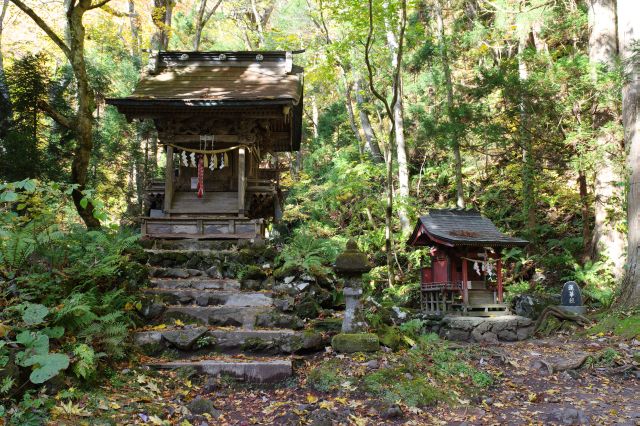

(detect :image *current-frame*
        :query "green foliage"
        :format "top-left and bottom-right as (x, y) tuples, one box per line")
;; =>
(306, 359), (342, 392)
(275, 230), (343, 277)
(0, 179), (141, 408)
(562, 260), (616, 306)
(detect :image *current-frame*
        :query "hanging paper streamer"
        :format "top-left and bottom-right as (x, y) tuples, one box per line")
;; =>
(197, 156), (204, 198)
(222, 153), (228, 169)
(212, 154), (218, 169)
(204, 153), (209, 168)
(190, 152), (196, 167)
(209, 154), (215, 171)
(181, 151), (188, 167)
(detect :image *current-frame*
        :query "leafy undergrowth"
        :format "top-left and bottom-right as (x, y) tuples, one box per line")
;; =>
(585, 309), (640, 340)
(305, 333), (492, 408)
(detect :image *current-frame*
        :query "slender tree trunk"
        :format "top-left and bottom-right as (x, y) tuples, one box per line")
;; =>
(588, 0), (626, 278)
(311, 96), (319, 139)
(578, 172), (591, 261)
(343, 77), (365, 157)
(128, 0), (140, 58)
(68, 2), (100, 228)
(193, 0), (221, 51)
(151, 0), (173, 51)
(194, 0), (207, 51)
(0, 0), (11, 137)
(435, 0), (464, 208)
(518, 25), (537, 236)
(386, 15), (411, 234)
(617, 0), (640, 307)
(354, 77), (384, 162)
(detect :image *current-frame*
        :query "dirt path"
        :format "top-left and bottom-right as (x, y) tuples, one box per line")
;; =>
(48, 335), (639, 425)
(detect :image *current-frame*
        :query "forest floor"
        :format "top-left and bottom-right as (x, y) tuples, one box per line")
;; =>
(46, 333), (640, 426)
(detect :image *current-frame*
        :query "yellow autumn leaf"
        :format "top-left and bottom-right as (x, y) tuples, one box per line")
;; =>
(174, 319), (185, 327)
(306, 394), (318, 404)
(319, 401), (334, 410)
(109, 402), (121, 409)
(151, 324), (167, 330)
(334, 397), (348, 405)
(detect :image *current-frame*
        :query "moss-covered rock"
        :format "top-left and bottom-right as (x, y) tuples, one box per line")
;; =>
(331, 333), (380, 353)
(378, 325), (403, 350)
(311, 317), (343, 333)
(241, 265), (267, 280)
(295, 296), (321, 320)
(241, 337), (277, 353)
(256, 312), (304, 330)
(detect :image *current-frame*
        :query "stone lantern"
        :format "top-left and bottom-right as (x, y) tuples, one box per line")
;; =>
(334, 239), (371, 333)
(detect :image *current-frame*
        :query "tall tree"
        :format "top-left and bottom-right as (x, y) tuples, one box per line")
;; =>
(151, 0), (174, 51)
(193, 0), (222, 51)
(364, 0), (407, 287)
(385, 8), (411, 233)
(434, 0), (464, 208)
(588, 0), (626, 278)
(9, 0), (113, 228)
(618, 0), (640, 307)
(0, 0), (11, 137)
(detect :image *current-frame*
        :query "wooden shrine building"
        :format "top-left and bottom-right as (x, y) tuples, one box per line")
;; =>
(107, 51), (303, 240)
(408, 209), (528, 316)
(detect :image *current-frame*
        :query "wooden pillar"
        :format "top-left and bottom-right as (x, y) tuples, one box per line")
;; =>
(462, 257), (469, 306)
(238, 147), (246, 216)
(163, 145), (174, 213)
(497, 257), (503, 303)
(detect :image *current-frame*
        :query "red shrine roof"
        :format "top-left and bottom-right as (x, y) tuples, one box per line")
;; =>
(407, 209), (529, 248)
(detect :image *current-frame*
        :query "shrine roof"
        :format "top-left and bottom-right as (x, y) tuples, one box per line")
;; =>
(106, 51), (303, 107)
(407, 209), (529, 248)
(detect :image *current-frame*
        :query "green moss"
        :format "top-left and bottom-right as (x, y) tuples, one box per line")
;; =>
(307, 359), (342, 392)
(310, 318), (343, 333)
(239, 265), (267, 280)
(241, 337), (275, 353)
(587, 313), (640, 339)
(331, 333), (379, 353)
(377, 325), (403, 351)
(363, 368), (445, 407)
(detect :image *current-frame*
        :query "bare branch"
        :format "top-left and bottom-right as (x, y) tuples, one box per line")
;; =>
(203, 0), (222, 24)
(37, 99), (73, 129)
(88, 0), (112, 10)
(9, 0), (71, 58)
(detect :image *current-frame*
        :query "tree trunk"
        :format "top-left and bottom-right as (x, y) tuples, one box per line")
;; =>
(193, 0), (207, 51)
(151, 0), (173, 51)
(311, 96), (319, 139)
(343, 77), (365, 157)
(588, 0), (626, 278)
(435, 0), (464, 208)
(128, 0), (140, 57)
(518, 25), (537, 236)
(68, 1), (100, 228)
(386, 15), (411, 234)
(10, 0), (107, 228)
(0, 0), (11, 137)
(354, 77), (384, 162)
(578, 171), (591, 261)
(617, 0), (640, 307)
(193, 0), (221, 51)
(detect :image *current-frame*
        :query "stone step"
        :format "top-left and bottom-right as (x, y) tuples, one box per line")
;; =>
(134, 327), (323, 355)
(150, 278), (241, 291)
(141, 239), (239, 251)
(148, 358), (292, 383)
(144, 288), (272, 307)
(149, 267), (207, 279)
(161, 305), (271, 328)
(160, 305), (303, 330)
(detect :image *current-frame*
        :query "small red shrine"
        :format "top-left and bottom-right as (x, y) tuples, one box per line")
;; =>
(407, 209), (528, 316)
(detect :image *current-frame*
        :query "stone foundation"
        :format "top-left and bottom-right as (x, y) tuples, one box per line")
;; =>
(438, 315), (534, 343)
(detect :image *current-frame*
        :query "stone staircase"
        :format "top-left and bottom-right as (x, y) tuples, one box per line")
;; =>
(134, 239), (324, 383)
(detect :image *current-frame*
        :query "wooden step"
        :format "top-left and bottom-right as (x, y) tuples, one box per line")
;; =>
(148, 358), (292, 383)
